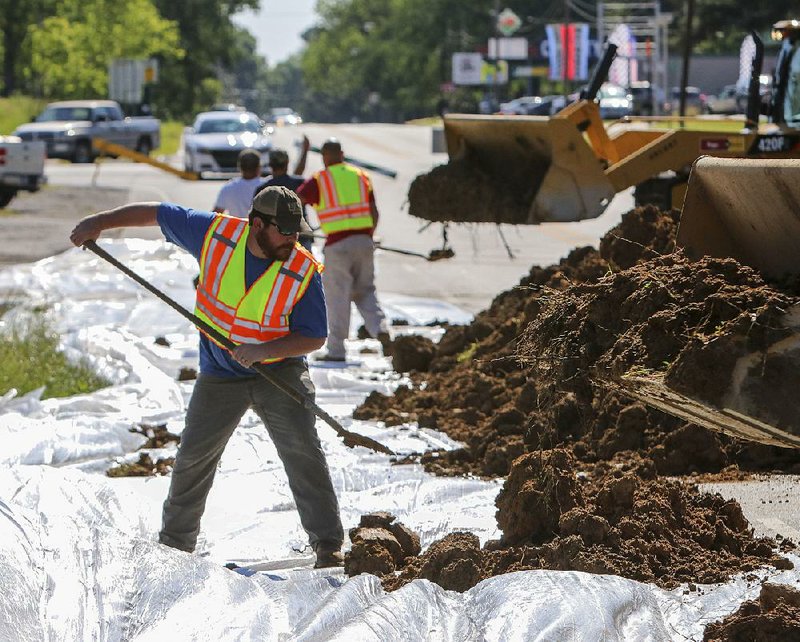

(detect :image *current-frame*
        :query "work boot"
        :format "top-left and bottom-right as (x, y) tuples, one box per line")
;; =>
(377, 331), (393, 357)
(314, 545), (345, 569)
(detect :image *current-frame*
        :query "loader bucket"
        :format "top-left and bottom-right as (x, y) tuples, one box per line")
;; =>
(678, 157), (800, 280)
(620, 303), (800, 449)
(408, 114), (615, 225)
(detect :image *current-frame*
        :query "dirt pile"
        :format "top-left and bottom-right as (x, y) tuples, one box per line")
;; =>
(407, 155), (548, 224)
(704, 582), (800, 641)
(347, 449), (793, 593)
(357, 205), (800, 478)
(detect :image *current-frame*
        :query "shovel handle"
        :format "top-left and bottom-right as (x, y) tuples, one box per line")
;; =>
(83, 240), (394, 455)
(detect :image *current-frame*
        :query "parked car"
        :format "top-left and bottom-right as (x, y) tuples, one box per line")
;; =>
(597, 83), (633, 119)
(0, 136), (46, 208)
(13, 100), (160, 163)
(183, 111), (272, 175)
(664, 86), (707, 116)
(705, 84), (744, 114)
(706, 75), (773, 115)
(266, 107), (303, 126)
(498, 95), (566, 116)
(627, 81), (665, 116)
(210, 103), (247, 112)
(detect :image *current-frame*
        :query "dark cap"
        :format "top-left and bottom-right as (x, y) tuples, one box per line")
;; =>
(268, 149), (289, 166)
(238, 148), (261, 171)
(250, 185), (312, 234)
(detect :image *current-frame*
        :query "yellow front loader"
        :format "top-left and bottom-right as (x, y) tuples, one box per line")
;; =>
(409, 27), (800, 233)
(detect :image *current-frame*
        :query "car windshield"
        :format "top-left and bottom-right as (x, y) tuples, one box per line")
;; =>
(271, 108), (293, 116)
(601, 85), (627, 98)
(196, 117), (262, 134)
(37, 107), (92, 122)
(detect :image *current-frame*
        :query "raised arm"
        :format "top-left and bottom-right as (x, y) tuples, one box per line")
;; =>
(70, 202), (161, 246)
(292, 135), (310, 176)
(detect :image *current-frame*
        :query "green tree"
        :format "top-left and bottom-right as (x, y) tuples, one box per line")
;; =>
(0, 0), (57, 96)
(26, 0), (181, 99)
(151, 0), (260, 119)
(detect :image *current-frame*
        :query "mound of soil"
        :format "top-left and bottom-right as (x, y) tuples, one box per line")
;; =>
(704, 583), (800, 641)
(391, 335), (436, 373)
(347, 449), (794, 593)
(357, 206), (800, 479)
(408, 154), (547, 225)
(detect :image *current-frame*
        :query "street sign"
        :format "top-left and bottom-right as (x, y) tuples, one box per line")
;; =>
(497, 8), (522, 37)
(452, 52), (484, 85)
(488, 37), (528, 60)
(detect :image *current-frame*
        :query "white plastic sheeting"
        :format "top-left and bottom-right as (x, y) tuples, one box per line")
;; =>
(0, 239), (798, 641)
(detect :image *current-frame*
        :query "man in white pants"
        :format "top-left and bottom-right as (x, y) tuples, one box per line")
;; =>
(298, 139), (391, 362)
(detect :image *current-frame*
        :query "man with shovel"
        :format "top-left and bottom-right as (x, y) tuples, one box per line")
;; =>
(69, 186), (346, 568)
(298, 138), (392, 362)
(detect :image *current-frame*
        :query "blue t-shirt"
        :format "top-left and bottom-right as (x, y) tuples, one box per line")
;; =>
(157, 203), (327, 377)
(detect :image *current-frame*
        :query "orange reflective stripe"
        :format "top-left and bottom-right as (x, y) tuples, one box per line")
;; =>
(318, 170), (339, 208)
(262, 248), (309, 322)
(202, 217), (246, 296)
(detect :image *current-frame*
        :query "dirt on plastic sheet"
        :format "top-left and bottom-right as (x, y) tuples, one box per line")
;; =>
(356, 205), (800, 480)
(106, 452), (174, 477)
(704, 582), (800, 641)
(350, 204), (800, 594)
(347, 449), (794, 593)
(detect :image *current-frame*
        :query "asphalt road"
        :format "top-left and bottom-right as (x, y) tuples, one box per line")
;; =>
(16, 122), (800, 541)
(40, 122), (633, 313)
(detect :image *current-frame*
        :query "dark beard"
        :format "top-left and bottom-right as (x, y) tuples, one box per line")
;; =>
(255, 228), (294, 261)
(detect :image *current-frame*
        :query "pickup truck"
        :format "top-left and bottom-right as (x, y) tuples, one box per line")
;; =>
(12, 100), (160, 163)
(0, 136), (46, 208)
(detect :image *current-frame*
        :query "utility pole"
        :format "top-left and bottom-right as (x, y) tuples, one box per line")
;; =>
(563, 0), (571, 97)
(678, 0), (695, 117)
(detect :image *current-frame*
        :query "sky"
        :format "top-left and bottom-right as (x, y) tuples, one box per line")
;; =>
(233, 0), (320, 65)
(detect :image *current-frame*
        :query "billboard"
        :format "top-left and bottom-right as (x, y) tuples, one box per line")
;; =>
(545, 23), (591, 82)
(452, 53), (509, 85)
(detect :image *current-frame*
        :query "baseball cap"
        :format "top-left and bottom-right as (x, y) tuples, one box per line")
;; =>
(250, 185), (312, 235)
(268, 149), (289, 166)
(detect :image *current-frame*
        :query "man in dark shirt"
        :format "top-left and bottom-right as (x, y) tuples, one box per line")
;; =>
(256, 135), (314, 249)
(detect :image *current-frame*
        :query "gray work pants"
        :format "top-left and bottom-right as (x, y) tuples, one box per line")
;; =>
(322, 234), (388, 359)
(159, 359), (344, 553)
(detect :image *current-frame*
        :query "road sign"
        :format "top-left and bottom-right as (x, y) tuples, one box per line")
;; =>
(497, 8), (522, 37)
(488, 37), (528, 60)
(452, 52), (484, 85)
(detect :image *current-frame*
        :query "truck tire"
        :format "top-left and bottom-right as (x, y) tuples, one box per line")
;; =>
(73, 141), (93, 164)
(137, 136), (153, 157)
(0, 188), (17, 208)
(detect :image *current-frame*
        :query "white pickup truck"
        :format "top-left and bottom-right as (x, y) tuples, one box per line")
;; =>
(0, 136), (46, 208)
(13, 100), (160, 163)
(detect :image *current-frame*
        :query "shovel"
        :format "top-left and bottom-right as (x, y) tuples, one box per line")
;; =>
(375, 243), (455, 262)
(83, 240), (394, 455)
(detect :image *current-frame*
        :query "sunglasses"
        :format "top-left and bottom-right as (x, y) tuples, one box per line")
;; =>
(262, 218), (298, 237)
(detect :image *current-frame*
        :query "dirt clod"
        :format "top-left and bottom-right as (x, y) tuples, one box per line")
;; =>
(704, 582), (800, 641)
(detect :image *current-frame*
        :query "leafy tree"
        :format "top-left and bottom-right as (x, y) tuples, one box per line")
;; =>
(26, 0), (182, 99)
(0, 0), (57, 96)
(150, 0), (260, 119)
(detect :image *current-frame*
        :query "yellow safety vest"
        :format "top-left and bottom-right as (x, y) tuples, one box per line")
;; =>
(314, 163), (374, 234)
(194, 214), (322, 364)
